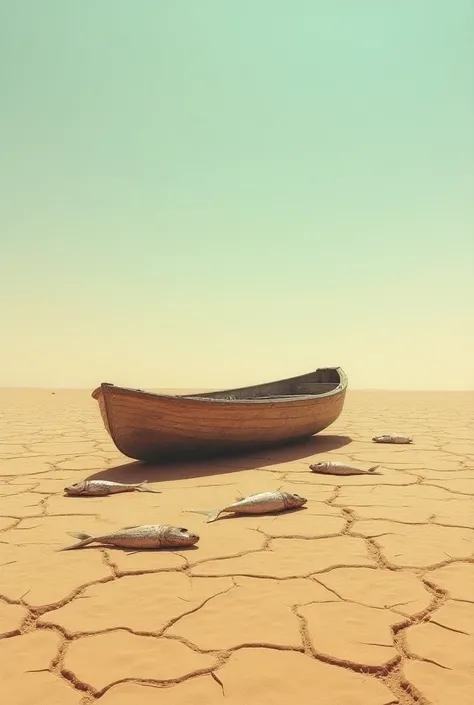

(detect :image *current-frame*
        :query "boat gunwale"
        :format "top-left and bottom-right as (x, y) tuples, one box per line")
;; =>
(91, 367), (348, 406)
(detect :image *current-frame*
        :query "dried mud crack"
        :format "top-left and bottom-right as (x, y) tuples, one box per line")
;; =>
(0, 389), (473, 704)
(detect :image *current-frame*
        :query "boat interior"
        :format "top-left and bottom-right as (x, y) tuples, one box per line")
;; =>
(185, 368), (342, 401)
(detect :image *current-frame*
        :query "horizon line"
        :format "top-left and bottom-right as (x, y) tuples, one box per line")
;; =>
(1, 386), (473, 393)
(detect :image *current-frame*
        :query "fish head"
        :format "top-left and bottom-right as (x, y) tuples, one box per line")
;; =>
(283, 492), (308, 508)
(64, 481), (88, 495)
(165, 526), (200, 546)
(309, 461), (327, 470)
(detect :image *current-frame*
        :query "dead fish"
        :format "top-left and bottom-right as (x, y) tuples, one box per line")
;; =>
(60, 524), (199, 550)
(310, 461), (381, 475)
(64, 479), (161, 496)
(372, 435), (413, 444)
(190, 491), (307, 524)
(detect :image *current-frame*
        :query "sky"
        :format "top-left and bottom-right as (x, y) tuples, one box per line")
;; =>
(1, 1), (473, 390)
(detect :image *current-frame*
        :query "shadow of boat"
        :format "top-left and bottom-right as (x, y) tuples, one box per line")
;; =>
(86, 434), (352, 484)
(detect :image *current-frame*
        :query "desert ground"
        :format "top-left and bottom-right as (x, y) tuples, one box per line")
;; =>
(0, 388), (473, 705)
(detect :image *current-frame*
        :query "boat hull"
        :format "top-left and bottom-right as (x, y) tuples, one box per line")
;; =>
(91, 367), (347, 462)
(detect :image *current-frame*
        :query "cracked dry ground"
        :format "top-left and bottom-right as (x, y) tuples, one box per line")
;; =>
(1, 390), (473, 705)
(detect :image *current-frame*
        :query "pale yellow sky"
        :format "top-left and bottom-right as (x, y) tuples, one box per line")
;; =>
(1, 2), (473, 390)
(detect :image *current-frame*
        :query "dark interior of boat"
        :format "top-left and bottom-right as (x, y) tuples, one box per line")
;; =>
(186, 368), (342, 401)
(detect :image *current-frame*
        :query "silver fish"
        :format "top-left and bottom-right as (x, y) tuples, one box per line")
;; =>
(60, 524), (199, 550)
(196, 491), (307, 524)
(310, 461), (381, 475)
(372, 435), (413, 444)
(64, 479), (161, 496)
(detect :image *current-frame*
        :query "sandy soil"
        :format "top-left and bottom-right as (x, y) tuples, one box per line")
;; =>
(0, 389), (473, 705)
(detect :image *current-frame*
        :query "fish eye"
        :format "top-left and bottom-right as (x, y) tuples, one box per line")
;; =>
(178, 527), (188, 532)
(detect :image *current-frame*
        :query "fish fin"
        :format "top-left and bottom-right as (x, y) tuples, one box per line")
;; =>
(137, 481), (161, 494)
(206, 509), (223, 523)
(182, 509), (211, 516)
(60, 531), (94, 551)
(368, 465), (381, 473)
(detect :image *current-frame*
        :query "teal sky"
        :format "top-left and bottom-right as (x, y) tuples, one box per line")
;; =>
(1, 1), (473, 389)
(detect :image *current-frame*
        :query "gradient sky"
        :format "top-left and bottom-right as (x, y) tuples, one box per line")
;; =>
(1, 1), (473, 390)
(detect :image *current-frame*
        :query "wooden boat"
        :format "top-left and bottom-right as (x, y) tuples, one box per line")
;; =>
(91, 366), (348, 462)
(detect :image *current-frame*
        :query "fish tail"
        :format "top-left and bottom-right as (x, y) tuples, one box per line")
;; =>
(368, 465), (381, 473)
(137, 481), (161, 494)
(60, 531), (95, 551)
(206, 509), (223, 523)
